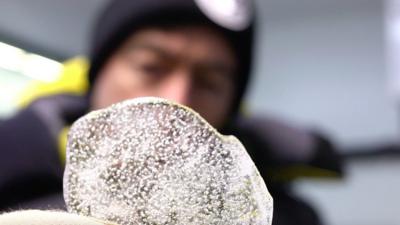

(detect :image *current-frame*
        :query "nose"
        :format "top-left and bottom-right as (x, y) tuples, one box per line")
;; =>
(159, 69), (192, 106)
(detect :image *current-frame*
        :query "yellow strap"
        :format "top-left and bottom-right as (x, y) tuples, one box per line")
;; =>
(268, 165), (340, 182)
(58, 126), (70, 164)
(18, 56), (90, 108)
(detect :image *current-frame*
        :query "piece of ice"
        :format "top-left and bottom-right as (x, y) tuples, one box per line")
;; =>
(64, 97), (273, 225)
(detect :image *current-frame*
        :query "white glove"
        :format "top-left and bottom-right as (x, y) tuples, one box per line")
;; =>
(0, 210), (118, 225)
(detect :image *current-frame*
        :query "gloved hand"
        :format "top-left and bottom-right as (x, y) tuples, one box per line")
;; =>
(0, 210), (118, 225)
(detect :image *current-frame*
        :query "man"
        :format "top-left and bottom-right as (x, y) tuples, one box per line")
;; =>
(0, 0), (342, 224)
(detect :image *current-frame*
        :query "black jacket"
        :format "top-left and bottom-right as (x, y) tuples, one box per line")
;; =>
(0, 100), (343, 225)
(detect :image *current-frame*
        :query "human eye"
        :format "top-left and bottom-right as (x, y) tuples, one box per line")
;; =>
(194, 66), (234, 95)
(125, 49), (171, 78)
(138, 61), (170, 77)
(194, 72), (224, 95)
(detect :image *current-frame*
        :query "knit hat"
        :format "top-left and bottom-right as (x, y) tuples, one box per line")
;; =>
(88, 0), (255, 120)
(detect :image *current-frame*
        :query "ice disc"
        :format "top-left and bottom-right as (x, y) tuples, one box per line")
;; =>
(64, 97), (273, 225)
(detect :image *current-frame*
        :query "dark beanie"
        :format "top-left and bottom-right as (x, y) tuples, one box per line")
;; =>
(88, 0), (256, 120)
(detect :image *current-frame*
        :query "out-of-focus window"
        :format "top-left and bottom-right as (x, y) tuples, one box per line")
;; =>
(0, 42), (62, 117)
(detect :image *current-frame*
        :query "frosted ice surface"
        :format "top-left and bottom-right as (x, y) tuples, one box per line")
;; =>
(64, 97), (273, 225)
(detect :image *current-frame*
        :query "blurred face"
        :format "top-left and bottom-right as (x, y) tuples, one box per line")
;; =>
(91, 26), (237, 129)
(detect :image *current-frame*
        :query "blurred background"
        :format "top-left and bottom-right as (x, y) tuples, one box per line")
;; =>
(0, 0), (399, 224)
